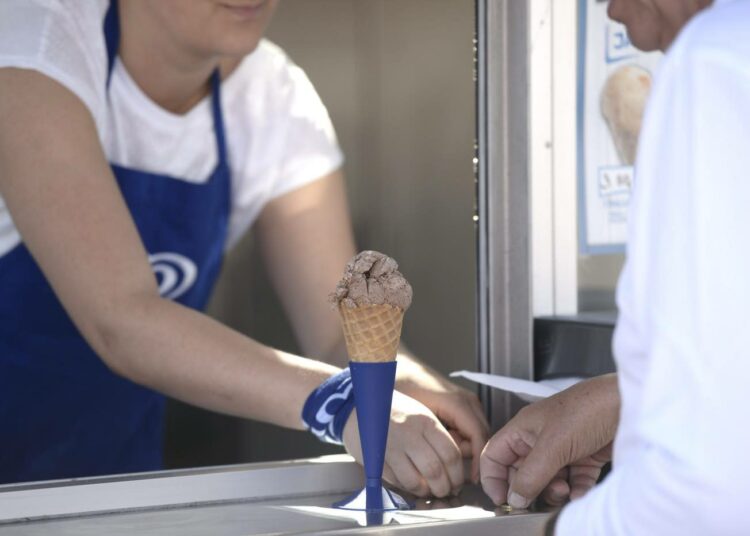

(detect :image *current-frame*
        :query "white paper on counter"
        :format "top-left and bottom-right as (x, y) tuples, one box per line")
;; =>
(449, 371), (583, 403)
(280, 505), (494, 527)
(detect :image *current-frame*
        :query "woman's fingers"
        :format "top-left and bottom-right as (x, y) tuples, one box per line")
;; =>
(360, 391), (477, 499)
(387, 450), (429, 496)
(437, 396), (489, 483)
(415, 495), (462, 510)
(407, 441), (453, 498)
(465, 391), (491, 437)
(383, 462), (398, 488)
(456, 396), (489, 483)
(448, 429), (473, 458)
(424, 424), (464, 494)
(388, 394), (468, 497)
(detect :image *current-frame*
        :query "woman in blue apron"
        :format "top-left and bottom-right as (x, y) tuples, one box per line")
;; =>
(0, 0), (487, 496)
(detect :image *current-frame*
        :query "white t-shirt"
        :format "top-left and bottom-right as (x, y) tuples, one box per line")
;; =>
(558, 0), (750, 534)
(0, 0), (343, 256)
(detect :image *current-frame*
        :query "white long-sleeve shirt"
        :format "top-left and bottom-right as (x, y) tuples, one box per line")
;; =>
(557, 1), (750, 534)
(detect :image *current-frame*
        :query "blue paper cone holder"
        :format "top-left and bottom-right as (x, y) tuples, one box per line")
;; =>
(333, 360), (411, 513)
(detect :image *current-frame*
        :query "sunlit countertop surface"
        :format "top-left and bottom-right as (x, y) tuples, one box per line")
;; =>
(0, 455), (553, 535)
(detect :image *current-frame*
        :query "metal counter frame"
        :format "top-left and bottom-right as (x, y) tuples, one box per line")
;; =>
(476, 0), (533, 429)
(0, 455), (551, 535)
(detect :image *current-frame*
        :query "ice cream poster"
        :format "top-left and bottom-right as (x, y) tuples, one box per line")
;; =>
(578, 0), (661, 254)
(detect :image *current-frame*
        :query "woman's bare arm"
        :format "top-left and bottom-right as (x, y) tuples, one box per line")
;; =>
(254, 170), (355, 364)
(0, 67), (335, 429)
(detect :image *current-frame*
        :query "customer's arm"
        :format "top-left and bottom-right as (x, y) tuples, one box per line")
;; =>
(557, 29), (750, 535)
(481, 374), (618, 509)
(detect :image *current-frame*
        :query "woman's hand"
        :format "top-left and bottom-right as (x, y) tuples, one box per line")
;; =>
(255, 177), (490, 483)
(343, 390), (465, 498)
(480, 374), (619, 509)
(394, 357), (490, 484)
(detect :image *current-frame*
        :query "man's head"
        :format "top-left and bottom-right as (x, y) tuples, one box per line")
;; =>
(608, 0), (714, 51)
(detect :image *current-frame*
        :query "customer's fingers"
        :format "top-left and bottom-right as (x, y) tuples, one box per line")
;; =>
(568, 462), (601, 500)
(480, 427), (530, 505)
(480, 445), (512, 505)
(508, 434), (569, 509)
(541, 468), (571, 506)
(481, 462), (510, 506)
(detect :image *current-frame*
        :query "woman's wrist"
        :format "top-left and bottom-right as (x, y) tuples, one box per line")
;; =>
(301, 367), (355, 444)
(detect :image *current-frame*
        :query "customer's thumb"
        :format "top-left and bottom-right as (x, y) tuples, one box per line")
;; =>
(507, 439), (564, 509)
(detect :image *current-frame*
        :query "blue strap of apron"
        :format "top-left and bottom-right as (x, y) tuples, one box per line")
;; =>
(102, 0), (228, 167)
(103, 0), (119, 88)
(209, 71), (229, 168)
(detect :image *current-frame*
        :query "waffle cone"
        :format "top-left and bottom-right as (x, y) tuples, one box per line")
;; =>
(339, 304), (404, 362)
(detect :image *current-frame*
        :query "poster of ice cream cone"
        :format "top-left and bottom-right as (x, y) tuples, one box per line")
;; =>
(578, 0), (661, 254)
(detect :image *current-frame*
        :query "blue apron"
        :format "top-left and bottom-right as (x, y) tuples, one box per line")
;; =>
(0, 0), (231, 484)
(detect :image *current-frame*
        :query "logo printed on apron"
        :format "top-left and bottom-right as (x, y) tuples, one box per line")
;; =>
(148, 252), (198, 300)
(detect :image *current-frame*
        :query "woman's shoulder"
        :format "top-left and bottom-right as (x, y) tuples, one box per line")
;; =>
(0, 0), (108, 27)
(0, 0), (109, 76)
(0, 0), (110, 132)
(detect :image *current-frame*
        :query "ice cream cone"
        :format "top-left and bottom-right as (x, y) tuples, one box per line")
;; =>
(335, 303), (409, 513)
(330, 251), (412, 515)
(339, 304), (404, 363)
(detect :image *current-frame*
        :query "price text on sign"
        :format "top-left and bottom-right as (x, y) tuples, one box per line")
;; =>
(598, 166), (633, 198)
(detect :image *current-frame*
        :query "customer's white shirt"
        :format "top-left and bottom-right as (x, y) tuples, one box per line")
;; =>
(0, 0), (343, 255)
(557, 1), (750, 534)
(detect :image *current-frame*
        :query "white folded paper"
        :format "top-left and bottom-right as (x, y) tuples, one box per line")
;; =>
(281, 504), (494, 527)
(449, 371), (583, 403)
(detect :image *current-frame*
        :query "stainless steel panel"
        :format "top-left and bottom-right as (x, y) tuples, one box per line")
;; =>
(0, 455), (361, 523)
(476, 0), (533, 429)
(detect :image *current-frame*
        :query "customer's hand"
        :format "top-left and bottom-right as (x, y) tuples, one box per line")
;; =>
(480, 374), (620, 509)
(394, 358), (490, 483)
(343, 390), (466, 498)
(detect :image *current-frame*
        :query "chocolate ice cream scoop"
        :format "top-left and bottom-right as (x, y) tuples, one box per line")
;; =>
(330, 250), (413, 310)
